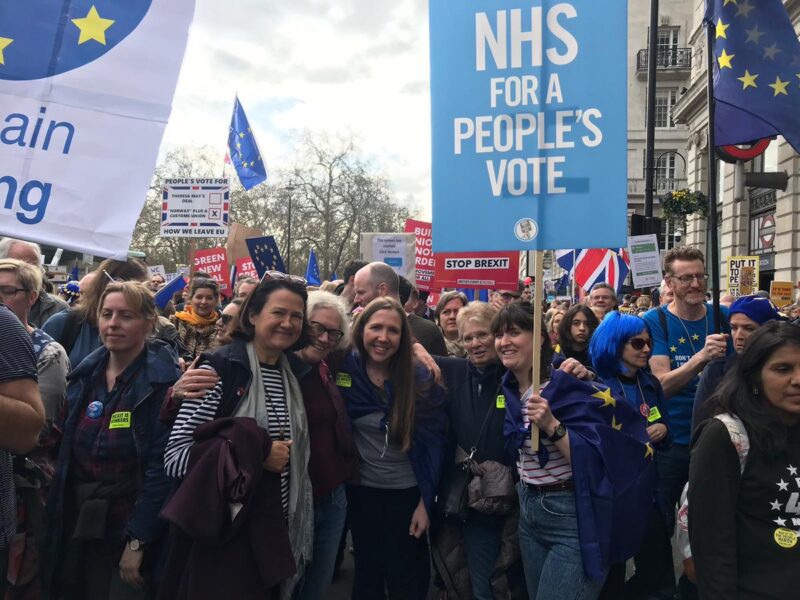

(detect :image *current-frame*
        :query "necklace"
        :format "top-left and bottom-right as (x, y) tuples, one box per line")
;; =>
(672, 305), (708, 355)
(617, 374), (648, 419)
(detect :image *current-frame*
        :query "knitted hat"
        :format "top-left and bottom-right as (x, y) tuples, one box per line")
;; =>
(729, 295), (785, 325)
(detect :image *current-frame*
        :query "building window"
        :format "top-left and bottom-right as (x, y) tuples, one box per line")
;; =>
(656, 27), (680, 66)
(660, 218), (680, 251)
(654, 89), (677, 128)
(642, 151), (677, 190)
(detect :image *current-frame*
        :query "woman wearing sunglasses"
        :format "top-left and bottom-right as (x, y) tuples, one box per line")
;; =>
(161, 272), (314, 598)
(213, 298), (242, 347)
(589, 312), (674, 599)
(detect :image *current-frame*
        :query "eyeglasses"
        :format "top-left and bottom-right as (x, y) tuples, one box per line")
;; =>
(500, 292), (520, 301)
(260, 270), (307, 286)
(628, 337), (653, 350)
(462, 331), (492, 345)
(308, 320), (344, 342)
(0, 286), (28, 299)
(669, 273), (709, 286)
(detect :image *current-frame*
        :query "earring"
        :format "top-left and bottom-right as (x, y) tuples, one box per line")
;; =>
(752, 386), (760, 396)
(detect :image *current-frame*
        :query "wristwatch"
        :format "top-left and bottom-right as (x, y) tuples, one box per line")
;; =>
(127, 539), (144, 551)
(547, 423), (567, 443)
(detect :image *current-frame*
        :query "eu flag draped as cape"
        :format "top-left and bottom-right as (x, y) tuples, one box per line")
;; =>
(705, 0), (800, 153)
(504, 370), (656, 580)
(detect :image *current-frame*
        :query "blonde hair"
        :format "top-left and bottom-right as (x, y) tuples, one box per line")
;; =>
(455, 301), (497, 337)
(0, 258), (42, 295)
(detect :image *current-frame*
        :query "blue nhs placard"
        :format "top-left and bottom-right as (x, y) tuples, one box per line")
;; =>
(430, 1), (628, 252)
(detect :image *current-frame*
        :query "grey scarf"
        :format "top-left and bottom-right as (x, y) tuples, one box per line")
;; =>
(235, 342), (314, 598)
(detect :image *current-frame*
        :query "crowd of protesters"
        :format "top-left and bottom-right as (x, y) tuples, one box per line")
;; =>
(0, 235), (798, 600)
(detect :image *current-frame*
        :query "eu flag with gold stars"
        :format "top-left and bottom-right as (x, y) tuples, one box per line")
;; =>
(705, 0), (800, 153)
(540, 371), (656, 580)
(228, 96), (268, 190)
(245, 235), (286, 277)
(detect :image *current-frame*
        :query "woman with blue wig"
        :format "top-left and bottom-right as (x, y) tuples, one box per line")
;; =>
(590, 311), (676, 599)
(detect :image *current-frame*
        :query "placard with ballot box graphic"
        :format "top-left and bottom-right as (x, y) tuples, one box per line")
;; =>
(161, 178), (230, 238)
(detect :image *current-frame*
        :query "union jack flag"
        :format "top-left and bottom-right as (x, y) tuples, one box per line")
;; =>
(555, 248), (630, 293)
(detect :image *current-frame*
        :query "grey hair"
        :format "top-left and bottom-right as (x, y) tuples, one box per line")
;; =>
(306, 290), (351, 350)
(0, 238), (42, 263)
(659, 279), (669, 296)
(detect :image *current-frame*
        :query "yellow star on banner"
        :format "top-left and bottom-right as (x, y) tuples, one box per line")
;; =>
(678, 337), (687, 344)
(738, 70), (758, 89)
(72, 6), (115, 45)
(592, 386), (616, 408)
(670, 345), (678, 353)
(723, 0), (737, 5)
(0, 37), (12, 65)
(692, 333), (701, 341)
(611, 416), (623, 431)
(715, 18), (730, 39)
(736, 0), (755, 18)
(718, 49), (734, 69)
(644, 442), (654, 460)
(769, 76), (790, 96)
(239, 132), (245, 138)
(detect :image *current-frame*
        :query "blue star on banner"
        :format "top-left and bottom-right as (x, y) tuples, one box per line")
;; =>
(245, 236), (285, 277)
(705, 0), (800, 153)
(227, 96), (267, 190)
(0, 1), (152, 81)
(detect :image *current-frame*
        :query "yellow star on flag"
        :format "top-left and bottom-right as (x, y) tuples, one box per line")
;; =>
(611, 416), (623, 431)
(738, 70), (758, 89)
(715, 18), (730, 39)
(769, 76), (790, 96)
(670, 345), (678, 353)
(0, 37), (12, 65)
(723, 0), (737, 5)
(736, 0), (755, 18)
(718, 49), (735, 69)
(72, 6), (115, 46)
(592, 386), (616, 408)
(644, 442), (654, 460)
(678, 337), (687, 344)
(239, 132), (245, 138)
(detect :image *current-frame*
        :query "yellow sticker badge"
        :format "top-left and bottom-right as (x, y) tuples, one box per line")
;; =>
(774, 527), (798, 549)
(496, 395), (506, 409)
(647, 406), (662, 423)
(335, 373), (352, 388)
(109, 411), (132, 429)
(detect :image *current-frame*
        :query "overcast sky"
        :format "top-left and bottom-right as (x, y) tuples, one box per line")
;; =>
(161, 0), (431, 217)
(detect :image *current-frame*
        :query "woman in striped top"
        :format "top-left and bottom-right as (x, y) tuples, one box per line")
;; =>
(495, 302), (605, 600)
(163, 274), (314, 599)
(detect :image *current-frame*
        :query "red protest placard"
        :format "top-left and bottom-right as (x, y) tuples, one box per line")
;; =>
(404, 219), (435, 291)
(192, 247), (231, 296)
(434, 251), (520, 289)
(235, 257), (259, 279)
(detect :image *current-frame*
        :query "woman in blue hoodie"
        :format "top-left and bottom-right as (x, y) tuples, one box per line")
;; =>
(590, 311), (674, 599)
(335, 297), (446, 600)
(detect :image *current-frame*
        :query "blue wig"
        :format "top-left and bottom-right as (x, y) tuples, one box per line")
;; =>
(589, 311), (649, 379)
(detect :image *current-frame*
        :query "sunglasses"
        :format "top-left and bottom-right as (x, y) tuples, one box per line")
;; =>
(628, 337), (652, 351)
(219, 314), (235, 325)
(260, 270), (307, 286)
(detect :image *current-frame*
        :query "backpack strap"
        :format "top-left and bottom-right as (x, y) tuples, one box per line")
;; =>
(714, 412), (750, 474)
(657, 305), (669, 345)
(60, 309), (84, 357)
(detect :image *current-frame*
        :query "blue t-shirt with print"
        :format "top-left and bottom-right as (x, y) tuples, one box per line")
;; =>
(642, 304), (732, 445)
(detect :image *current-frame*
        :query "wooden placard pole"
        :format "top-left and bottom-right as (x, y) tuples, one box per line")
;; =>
(530, 250), (545, 451)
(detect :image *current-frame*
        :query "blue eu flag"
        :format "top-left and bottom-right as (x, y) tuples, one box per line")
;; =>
(228, 96), (268, 190)
(304, 249), (321, 286)
(705, 0), (800, 153)
(246, 236), (286, 278)
(541, 371), (656, 580)
(154, 275), (186, 310)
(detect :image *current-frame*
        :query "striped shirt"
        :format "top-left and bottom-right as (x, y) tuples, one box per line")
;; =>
(516, 386), (572, 485)
(164, 363), (292, 517)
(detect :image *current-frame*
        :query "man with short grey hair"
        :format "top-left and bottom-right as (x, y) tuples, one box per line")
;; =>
(0, 238), (69, 328)
(588, 282), (617, 316)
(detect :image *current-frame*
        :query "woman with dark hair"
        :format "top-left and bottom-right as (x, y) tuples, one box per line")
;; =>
(162, 273), (313, 598)
(43, 282), (181, 599)
(169, 278), (220, 358)
(553, 304), (600, 370)
(436, 290), (469, 358)
(496, 302), (604, 599)
(589, 312), (674, 599)
(42, 258), (150, 365)
(335, 297), (446, 599)
(689, 321), (800, 598)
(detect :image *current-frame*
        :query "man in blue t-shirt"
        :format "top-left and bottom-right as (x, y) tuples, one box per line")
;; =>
(642, 246), (732, 590)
